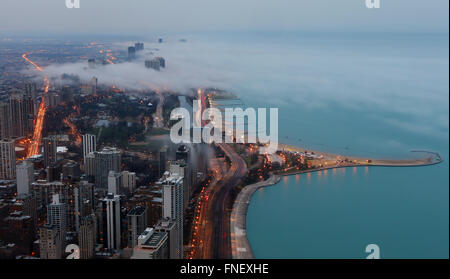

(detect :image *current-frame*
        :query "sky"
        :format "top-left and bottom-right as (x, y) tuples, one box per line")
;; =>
(0, 0), (448, 35)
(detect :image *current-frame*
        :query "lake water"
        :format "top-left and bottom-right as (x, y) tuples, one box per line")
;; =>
(167, 31), (448, 258)
(220, 32), (449, 259)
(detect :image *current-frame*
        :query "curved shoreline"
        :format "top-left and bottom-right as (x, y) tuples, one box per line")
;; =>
(230, 174), (281, 259)
(230, 146), (443, 259)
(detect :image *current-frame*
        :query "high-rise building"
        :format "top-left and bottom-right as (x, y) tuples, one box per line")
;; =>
(121, 171), (136, 194)
(0, 139), (15, 180)
(47, 194), (67, 245)
(135, 42), (144, 51)
(161, 172), (183, 259)
(16, 160), (34, 195)
(9, 93), (33, 138)
(31, 180), (71, 212)
(43, 137), (57, 168)
(74, 181), (94, 232)
(145, 57), (165, 71)
(85, 147), (121, 188)
(15, 193), (37, 228)
(78, 214), (96, 259)
(154, 57), (165, 68)
(107, 171), (123, 195)
(169, 160), (191, 210)
(127, 206), (148, 248)
(1, 211), (34, 255)
(101, 194), (121, 250)
(0, 102), (11, 139)
(130, 228), (168, 259)
(24, 82), (38, 115)
(154, 219), (177, 259)
(62, 161), (81, 180)
(128, 46), (136, 60)
(82, 134), (96, 165)
(39, 224), (62, 259)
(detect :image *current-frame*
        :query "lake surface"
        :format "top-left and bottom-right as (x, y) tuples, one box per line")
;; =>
(167, 31), (448, 258)
(224, 32), (449, 259)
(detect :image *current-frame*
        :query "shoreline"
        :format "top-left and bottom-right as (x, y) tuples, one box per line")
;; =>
(230, 174), (281, 259)
(230, 144), (443, 259)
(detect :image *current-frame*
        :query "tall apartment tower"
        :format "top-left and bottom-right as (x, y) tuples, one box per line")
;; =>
(169, 160), (191, 210)
(107, 171), (123, 195)
(127, 206), (148, 248)
(78, 214), (96, 259)
(0, 102), (11, 139)
(16, 160), (34, 194)
(82, 134), (96, 165)
(74, 181), (94, 232)
(130, 228), (169, 259)
(128, 46), (136, 60)
(134, 42), (144, 51)
(47, 194), (67, 245)
(39, 224), (62, 259)
(86, 147), (121, 188)
(121, 171), (136, 194)
(43, 137), (57, 168)
(0, 139), (16, 180)
(24, 82), (38, 115)
(162, 174), (184, 259)
(101, 194), (121, 250)
(154, 219), (177, 259)
(9, 93), (33, 138)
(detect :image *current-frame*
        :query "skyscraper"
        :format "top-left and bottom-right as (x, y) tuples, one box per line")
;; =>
(16, 193), (37, 229)
(24, 82), (37, 115)
(0, 139), (15, 180)
(145, 57), (165, 71)
(9, 93), (33, 138)
(82, 134), (96, 165)
(39, 224), (62, 259)
(121, 171), (136, 194)
(86, 147), (121, 188)
(78, 214), (96, 259)
(47, 194), (67, 245)
(107, 170), (123, 195)
(135, 42), (144, 51)
(16, 160), (34, 195)
(101, 194), (121, 250)
(74, 181), (94, 231)
(169, 160), (191, 211)
(0, 102), (11, 139)
(154, 219), (177, 259)
(43, 137), (57, 168)
(127, 206), (148, 248)
(128, 46), (136, 60)
(130, 228), (168, 259)
(161, 173), (183, 259)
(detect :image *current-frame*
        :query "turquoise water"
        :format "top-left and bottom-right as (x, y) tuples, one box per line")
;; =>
(167, 31), (449, 258)
(233, 33), (449, 259)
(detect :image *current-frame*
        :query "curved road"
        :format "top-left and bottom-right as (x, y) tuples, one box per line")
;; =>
(193, 143), (247, 259)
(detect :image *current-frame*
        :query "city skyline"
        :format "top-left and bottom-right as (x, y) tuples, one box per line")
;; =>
(0, 0), (448, 263)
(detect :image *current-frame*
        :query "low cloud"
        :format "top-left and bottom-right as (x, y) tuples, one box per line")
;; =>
(25, 34), (449, 139)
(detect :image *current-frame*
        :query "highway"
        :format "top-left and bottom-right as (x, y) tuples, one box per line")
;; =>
(22, 54), (49, 157)
(191, 142), (247, 259)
